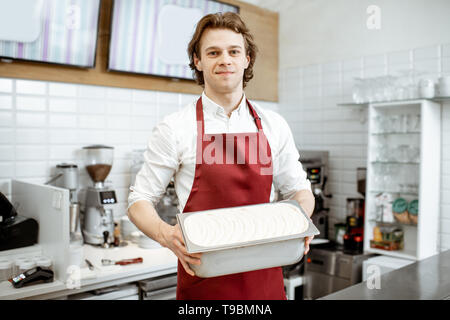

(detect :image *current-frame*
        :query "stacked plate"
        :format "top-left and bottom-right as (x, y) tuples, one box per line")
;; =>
(139, 234), (162, 249)
(120, 216), (139, 240)
(130, 231), (161, 249)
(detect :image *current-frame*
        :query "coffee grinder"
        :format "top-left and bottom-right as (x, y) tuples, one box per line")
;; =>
(80, 145), (117, 248)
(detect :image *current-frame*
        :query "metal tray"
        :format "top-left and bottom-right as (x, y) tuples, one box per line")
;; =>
(176, 200), (320, 278)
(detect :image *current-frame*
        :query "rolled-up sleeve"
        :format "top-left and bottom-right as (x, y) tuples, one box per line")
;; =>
(272, 114), (311, 200)
(127, 118), (179, 209)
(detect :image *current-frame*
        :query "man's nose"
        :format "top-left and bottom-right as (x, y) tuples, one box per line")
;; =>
(218, 51), (232, 65)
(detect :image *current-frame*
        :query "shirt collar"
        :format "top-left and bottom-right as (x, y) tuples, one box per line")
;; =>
(201, 91), (247, 117)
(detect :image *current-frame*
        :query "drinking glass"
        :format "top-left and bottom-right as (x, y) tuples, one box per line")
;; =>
(397, 145), (409, 163)
(352, 78), (365, 104)
(413, 147), (420, 163)
(407, 146), (420, 163)
(365, 78), (376, 103)
(404, 114), (412, 133)
(409, 114), (421, 132)
(378, 114), (388, 133)
(389, 115), (400, 133)
(382, 165), (396, 192)
(374, 77), (384, 102)
(384, 75), (396, 101)
(372, 115), (382, 133)
(399, 114), (410, 133)
(408, 77), (419, 100)
(379, 145), (389, 162)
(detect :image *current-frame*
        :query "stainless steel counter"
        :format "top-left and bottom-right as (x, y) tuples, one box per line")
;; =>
(320, 249), (450, 300)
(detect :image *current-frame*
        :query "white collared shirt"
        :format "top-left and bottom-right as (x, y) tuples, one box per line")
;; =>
(128, 92), (311, 213)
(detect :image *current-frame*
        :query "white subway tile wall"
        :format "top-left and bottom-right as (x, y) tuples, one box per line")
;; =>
(279, 43), (450, 253)
(0, 79), (278, 219)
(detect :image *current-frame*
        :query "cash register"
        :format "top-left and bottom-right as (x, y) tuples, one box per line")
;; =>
(0, 192), (38, 251)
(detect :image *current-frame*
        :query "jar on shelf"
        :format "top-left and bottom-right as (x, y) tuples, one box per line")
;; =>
(408, 200), (419, 225)
(0, 259), (13, 282)
(374, 192), (394, 223)
(392, 198), (410, 224)
(373, 226), (383, 242)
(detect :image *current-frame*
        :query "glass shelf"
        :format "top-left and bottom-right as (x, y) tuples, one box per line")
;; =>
(368, 219), (417, 228)
(369, 190), (419, 196)
(366, 247), (417, 260)
(338, 96), (450, 107)
(370, 161), (420, 165)
(371, 131), (421, 135)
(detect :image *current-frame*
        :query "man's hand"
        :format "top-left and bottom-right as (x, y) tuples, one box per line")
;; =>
(159, 222), (202, 277)
(304, 235), (314, 255)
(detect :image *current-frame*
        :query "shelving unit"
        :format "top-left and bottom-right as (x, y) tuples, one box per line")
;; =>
(363, 99), (441, 261)
(338, 96), (450, 107)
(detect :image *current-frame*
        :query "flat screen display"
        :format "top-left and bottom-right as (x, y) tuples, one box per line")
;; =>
(108, 0), (239, 80)
(100, 191), (117, 205)
(0, 0), (101, 68)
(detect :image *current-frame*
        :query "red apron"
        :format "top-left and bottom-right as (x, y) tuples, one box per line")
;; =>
(176, 97), (287, 300)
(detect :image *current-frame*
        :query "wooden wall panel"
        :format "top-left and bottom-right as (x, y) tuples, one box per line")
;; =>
(0, 0), (278, 101)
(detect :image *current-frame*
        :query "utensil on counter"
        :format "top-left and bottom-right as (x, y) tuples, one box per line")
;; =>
(85, 259), (95, 271)
(101, 257), (143, 266)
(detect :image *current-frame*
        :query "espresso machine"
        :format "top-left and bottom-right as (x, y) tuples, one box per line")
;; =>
(155, 179), (179, 226)
(80, 145), (117, 248)
(343, 167), (367, 254)
(299, 150), (332, 239)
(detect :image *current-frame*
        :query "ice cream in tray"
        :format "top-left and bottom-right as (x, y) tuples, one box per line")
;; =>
(176, 200), (320, 278)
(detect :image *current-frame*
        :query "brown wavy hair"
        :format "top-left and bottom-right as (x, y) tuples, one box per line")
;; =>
(187, 12), (258, 88)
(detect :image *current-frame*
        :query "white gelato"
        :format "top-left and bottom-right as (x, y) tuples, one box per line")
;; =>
(183, 202), (309, 248)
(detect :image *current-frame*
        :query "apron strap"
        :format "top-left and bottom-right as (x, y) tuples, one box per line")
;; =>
(195, 98), (205, 135)
(246, 98), (263, 131)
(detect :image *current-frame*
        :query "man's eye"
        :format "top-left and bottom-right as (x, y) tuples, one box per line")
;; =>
(208, 51), (218, 56)
(230, 50), (240, 55)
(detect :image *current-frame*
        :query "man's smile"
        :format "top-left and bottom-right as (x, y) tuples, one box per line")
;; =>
(215, 71), (234, 75)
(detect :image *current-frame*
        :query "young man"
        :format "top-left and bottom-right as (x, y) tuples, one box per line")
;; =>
(127, 12), (315, 300)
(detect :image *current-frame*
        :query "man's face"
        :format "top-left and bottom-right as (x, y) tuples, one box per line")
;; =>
(194, 28), (250, 93)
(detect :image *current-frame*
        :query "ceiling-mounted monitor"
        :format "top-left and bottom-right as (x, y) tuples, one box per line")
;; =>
(108, 0), (239, 80)
(0, 0), (101, 68)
